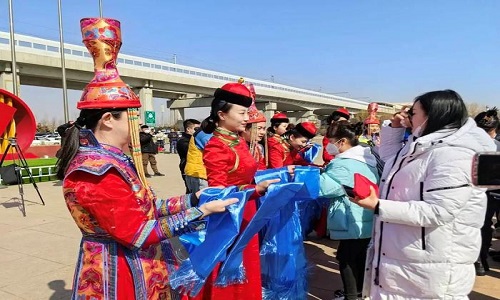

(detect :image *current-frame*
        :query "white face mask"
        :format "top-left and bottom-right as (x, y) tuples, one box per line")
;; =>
(412, 118), (428, 137)
(144, 129), (151, 134)
(326, 140), (341, 155)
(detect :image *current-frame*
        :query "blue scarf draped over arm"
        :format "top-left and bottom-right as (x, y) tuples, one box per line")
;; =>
(169, 186), (253, 296)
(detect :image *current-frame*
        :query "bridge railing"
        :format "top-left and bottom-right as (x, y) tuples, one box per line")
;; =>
(0, 31), (393, 110)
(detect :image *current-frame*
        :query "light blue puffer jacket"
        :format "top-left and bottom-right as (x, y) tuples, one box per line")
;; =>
(319, 145), (379, 240)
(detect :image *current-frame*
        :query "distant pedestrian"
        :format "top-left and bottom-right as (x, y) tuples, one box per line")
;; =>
(168, 129), (179, 154)
(177, 119), (201, 192)
(139, 125), (164, 177)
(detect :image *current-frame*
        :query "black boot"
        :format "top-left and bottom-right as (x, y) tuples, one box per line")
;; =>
(475, 261), (486, 276)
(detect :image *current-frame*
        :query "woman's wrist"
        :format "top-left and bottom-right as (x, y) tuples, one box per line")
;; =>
(374, 201), (380, 214)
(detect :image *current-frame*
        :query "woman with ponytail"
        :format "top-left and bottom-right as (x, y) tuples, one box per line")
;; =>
(319, 121), (379, 300)
(59, 17), (238, 300)
(192, 81), (279, 300)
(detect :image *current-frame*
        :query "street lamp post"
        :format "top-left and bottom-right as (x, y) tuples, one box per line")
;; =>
(57, 0), (69, 122)
(99, 0), (103, 17)
(7, 0), (19, 96)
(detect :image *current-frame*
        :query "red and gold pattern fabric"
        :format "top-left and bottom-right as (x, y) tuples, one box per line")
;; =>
(268, 136), (310, 168)
(64, 132), (204, 300)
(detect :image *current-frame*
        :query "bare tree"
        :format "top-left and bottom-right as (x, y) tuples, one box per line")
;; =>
(465, 102), (486, 117)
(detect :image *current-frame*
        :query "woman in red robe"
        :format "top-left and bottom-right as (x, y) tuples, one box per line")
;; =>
(268, 121), (318, 168)
(57, 17), (238, 298)
(241, 87), (267, 171)
(266, 113), (289, 166)
(189, 82), (277, 300)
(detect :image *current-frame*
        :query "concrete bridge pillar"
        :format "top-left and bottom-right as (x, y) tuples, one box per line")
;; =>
(0, 72), (20, 96)
(263, 102), (277, 123)
(169, 108), (185, 129)
(138, 87), (154, 124)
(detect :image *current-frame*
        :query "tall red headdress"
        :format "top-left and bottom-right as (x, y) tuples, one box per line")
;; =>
(364, 102), (380, 125)
(240, 79), (266, 165)
(78, 18), (147, 187)
(78, 18), (140, 109)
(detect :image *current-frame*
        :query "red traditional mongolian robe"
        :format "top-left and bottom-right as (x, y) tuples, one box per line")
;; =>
(191, 127), (261, 300)
(268, 136), (310, 169)
(63, 133), (205, 300)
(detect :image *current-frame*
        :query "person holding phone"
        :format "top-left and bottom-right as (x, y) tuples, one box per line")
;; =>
(352, 90), (496, 299)
(474, 108), (500, 274)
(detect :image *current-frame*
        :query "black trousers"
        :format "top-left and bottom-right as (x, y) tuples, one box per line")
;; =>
(336, 238), (370, 300)
(480, 192), (500, 269)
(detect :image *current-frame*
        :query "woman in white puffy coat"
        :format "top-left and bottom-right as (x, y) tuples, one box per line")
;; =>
(353, 90), (496, 299)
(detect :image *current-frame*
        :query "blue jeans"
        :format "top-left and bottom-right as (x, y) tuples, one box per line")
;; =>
(170, 140), (177, 154)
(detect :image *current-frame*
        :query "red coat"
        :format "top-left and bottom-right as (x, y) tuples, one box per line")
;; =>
(193, 128), (261, 300)
(268, 136), (310, 168)
(64, 143), (201, 300)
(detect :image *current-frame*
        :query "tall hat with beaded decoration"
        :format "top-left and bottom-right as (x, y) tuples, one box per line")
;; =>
(364, 102), (380, 125)
(78, 18), (147, 187)
(238, 78), (267, 161)
(78, 18), (140, 109)
(242, 79), (266, 124)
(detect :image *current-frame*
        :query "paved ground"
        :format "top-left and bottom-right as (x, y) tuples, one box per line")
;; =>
(0, 153), (499, 299)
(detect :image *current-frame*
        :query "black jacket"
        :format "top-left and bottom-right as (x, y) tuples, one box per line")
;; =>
(177, 132), (192, 173)
(140, 132), (157, 154)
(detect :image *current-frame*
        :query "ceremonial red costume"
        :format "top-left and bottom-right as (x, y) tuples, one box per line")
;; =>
(63, 18), (204, 300)
(268, 122), (317, 168)
(245, 83), (267, 171)
(191, 83), (262, 299)
(267, 112), (289, 167)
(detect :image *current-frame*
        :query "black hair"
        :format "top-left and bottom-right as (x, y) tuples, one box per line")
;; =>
(183, 119), (201, 132)
(56, 122), (74, 138)
(412, 89), (468, 137)
(267, 120), (288, 134)
(282, 127), (309, 141)
(56, 108), (126, 179)
(326, 111), (349, 124)
(475, 107), (499, 132)
(201, 99), (233, 134)
(326, 121), (364, 146)
(140, 125), (149, 129)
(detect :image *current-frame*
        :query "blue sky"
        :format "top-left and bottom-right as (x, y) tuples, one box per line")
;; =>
(0, 1), (498, 124)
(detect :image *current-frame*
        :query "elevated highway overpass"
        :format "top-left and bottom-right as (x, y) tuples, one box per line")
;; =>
(0, 31), (399, 124)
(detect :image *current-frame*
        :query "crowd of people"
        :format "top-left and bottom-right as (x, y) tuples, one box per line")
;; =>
(55, 17), (500, 300)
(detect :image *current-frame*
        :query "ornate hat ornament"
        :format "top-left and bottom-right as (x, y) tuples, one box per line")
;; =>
(79, 18), (148, 187)
(364, 102), (380, 125)
(78, 18), (140, 109)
